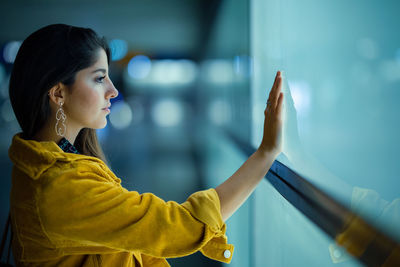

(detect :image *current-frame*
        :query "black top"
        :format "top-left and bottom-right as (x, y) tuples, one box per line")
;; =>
(57, 137), (79, 154)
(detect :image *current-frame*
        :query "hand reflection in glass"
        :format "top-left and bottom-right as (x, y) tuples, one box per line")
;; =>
(278, 72), (400, 263)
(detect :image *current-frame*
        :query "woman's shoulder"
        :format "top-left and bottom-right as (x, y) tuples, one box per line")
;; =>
(9, 133), (101, 178)
(42, 157), (121, 185)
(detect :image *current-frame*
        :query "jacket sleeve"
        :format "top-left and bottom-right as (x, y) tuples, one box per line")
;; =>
(37, 163), (234, 263)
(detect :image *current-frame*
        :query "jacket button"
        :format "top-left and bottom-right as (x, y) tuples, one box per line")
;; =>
(223, 249), (231, 259)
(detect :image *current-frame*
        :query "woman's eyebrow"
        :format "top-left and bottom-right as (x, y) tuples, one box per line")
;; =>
(91, 68), (107, 74)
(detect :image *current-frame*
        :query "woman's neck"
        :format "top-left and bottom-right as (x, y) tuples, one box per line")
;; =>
(32, 120), (80, 145)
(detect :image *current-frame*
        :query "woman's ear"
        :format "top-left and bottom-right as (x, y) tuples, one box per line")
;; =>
(48, 83), (66, 105)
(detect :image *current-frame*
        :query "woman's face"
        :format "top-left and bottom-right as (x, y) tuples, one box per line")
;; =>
(63, 48), (118, 131)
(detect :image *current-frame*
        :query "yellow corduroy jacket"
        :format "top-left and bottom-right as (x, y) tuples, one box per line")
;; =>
(8, 133), (234, 266)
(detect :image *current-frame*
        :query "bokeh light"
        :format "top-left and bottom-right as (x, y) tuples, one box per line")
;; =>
(127, 55), (152, 79)
(151, 98), (183, 127)
(109, 101), (133, 130)
(3, 41), (21, 64)
(109, 39), (128, 61)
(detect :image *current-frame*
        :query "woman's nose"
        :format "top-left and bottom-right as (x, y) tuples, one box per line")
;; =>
(107, 80), (119, 99)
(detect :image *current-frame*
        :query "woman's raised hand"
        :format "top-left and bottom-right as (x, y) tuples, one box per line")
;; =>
(216, 71), (285, 221)
(259, 71), (284, 156)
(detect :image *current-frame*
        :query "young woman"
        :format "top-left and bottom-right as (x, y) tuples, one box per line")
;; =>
(8, 24), (283, 266)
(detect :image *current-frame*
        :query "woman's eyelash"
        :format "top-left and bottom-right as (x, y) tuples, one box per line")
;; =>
(96, 76), (106, 83)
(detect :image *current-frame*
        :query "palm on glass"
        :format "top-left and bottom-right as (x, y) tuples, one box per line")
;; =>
(259, 71), (284, 156)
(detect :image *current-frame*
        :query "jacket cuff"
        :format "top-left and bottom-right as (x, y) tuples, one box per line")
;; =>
(200, 232), (234, 263)
(181, 188), (234, 263)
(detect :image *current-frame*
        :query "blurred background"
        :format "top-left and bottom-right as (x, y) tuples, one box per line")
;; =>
(1, 0), (400, 266)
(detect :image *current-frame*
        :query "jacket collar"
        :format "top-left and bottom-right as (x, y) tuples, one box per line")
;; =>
(8, 133), (101, 180)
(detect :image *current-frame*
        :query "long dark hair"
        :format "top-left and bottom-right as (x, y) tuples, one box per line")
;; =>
(9, 24), (110, 163)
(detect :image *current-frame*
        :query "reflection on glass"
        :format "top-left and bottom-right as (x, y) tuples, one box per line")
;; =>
(280, 74), (400, 263)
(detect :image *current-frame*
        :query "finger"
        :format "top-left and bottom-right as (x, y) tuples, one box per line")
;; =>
(269, 71), (281, 98)
(270, 76), (282, 109)
(276, 92), (284, 117)
(269, 71), (280, 96)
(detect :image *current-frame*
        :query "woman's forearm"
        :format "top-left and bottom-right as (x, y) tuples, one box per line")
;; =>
(215, 149), (277, 221)
(215, 71), (284, 222)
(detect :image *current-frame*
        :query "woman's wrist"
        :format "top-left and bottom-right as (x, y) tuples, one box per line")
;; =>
(257, 143), (280, 159)
(255, 146), (280, 163)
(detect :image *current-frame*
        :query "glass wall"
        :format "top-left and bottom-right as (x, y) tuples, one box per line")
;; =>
(201, 0), (399, 266)
(251, 0), (400, 265)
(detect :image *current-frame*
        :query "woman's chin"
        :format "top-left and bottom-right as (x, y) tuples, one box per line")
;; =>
(92, 119), (108, 130)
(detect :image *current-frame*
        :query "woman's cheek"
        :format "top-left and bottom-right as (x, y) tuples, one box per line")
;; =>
(81, 84), (100, 109)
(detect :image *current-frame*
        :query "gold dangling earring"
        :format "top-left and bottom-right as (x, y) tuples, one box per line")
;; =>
(55, 102), (67, 137)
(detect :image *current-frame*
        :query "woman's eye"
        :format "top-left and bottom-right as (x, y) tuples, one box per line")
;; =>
(96, 76), (106, 83)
